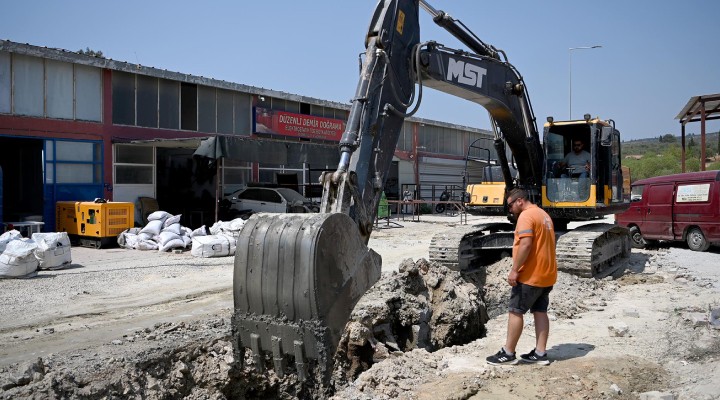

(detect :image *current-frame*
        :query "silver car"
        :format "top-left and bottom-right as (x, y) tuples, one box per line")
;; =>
(222, 187), (319, 216)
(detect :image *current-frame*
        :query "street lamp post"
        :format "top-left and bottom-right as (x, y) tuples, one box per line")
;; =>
(569, 45), (602, 119)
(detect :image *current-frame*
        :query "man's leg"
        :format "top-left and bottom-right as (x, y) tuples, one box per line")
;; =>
(504, 311), (524, 354)
(533, 311), (550, 353)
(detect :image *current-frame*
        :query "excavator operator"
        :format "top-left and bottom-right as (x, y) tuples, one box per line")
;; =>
(558, 139), (590, 178)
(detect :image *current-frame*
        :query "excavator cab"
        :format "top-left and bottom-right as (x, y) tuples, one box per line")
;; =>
(541, 115), (627, 217)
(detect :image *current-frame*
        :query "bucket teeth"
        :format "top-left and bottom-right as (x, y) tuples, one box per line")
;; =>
(271, 336), (285, 377)
(294, 340), (308, 382)
(250, 333), (263, 372)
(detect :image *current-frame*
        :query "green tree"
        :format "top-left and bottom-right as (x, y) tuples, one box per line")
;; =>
(77, 47), (104, 58)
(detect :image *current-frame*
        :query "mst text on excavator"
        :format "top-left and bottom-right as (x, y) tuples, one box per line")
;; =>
(231, 0), (630, 386)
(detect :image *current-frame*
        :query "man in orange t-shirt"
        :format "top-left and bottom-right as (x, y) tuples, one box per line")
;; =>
(486, 188), (557, 366)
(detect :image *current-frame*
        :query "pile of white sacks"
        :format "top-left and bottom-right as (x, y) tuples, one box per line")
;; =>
(0, 230), (73, 279)
(117, 211), (246, 258)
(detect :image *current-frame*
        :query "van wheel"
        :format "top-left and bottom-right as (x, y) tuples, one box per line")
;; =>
(628, 226), (646, 249)
(686, 227), (710, 252)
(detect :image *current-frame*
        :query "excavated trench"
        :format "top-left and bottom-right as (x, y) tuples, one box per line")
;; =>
(1, 258), (497, 399)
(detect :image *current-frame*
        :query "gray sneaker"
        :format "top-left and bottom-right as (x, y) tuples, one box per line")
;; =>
(519, 349), (550, 365)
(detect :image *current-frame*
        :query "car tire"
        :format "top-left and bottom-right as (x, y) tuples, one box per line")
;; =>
(628, 226), (646, 249)
(686, 227), (710, 252)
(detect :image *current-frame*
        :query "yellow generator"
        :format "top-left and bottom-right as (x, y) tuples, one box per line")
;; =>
(56, 200), (134, 248)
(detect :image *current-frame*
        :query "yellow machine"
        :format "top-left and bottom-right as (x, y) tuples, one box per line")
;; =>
(463, 141), (508, 215)
(56, 200), (134, 248)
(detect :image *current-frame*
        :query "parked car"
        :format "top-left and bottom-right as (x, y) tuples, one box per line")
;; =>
(615, 170), (720, 251)
(221, 187), (319, 218)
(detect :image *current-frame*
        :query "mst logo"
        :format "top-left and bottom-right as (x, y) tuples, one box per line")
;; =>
(446, 57), (487, 88)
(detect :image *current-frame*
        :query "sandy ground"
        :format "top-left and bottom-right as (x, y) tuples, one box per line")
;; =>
(1, 212), (720, 399)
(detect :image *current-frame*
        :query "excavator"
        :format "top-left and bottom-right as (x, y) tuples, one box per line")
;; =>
(232, 0), (630, 384)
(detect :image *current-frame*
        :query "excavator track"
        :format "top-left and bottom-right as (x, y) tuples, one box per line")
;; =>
(429, 222), (515, 271)
(430, 221), (631, 278)
(555, 223), (631, 278)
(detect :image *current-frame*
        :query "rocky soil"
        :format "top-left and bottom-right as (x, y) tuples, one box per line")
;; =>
(1, 216), (719, 399)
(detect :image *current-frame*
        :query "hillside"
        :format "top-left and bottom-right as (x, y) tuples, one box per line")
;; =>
(621, 132), (720, 181)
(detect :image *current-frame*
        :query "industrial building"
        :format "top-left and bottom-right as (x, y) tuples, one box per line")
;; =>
(0, 39), (498, 231)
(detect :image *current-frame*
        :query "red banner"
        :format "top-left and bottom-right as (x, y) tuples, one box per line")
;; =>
(254, 107), (345, 141)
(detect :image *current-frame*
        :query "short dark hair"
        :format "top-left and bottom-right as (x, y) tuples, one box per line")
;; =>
(507, 188), (528, 202)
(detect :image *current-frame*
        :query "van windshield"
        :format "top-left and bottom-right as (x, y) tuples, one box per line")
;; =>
(630, 185), (644, 201)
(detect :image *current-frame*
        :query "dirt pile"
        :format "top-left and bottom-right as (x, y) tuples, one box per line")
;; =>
(333, 258), (488, 386)
(481, 257), (619, 319)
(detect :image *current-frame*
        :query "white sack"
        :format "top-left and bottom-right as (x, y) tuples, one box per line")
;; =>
(140, 219), (164, 236)
(117, 228), (142, 249)
(147, 211), (171, 223)
(191, 226), (208, 237)
(208, 218), (246, 235)
(191, 235), (236, 258)
(137, 232), (154, 242)
(161, 223), (183, 236)
(0, 230), (22, 254)
(158, 231), (182, 246)
(163, 214), (181, 228)
(0, 239), (39, 279)
(135, 240), (159, 251)
(159, 238), (185, 252)
(31, 232), (72, 270)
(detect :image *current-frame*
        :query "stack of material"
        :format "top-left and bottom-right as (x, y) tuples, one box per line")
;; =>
(117, 211), (192, 252)
(190, 219), (246, 258)
(0, 230), (72, 279)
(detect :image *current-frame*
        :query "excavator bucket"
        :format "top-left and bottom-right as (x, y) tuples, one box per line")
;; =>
(232, 212), (381, 381)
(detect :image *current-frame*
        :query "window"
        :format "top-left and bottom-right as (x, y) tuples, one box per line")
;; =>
(13, 54), (44, 116)
(217, 89), (233, 134)
(45, 140), (102, 184)
(234, 92), (251, 135)
(180, 83), (197, 131)
(198, 86), (216, 132)
(75, 65), (102, 122)
(159, 79), (179, 129)
(46, 60), (74, 119)
(0, 51), (9, 113)
(137, 75), (158, 128)
(112, 71), (135, 125)
(114, 144), (154, 185)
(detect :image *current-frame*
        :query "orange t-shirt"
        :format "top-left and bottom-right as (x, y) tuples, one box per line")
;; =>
(513, 204), (557, 287)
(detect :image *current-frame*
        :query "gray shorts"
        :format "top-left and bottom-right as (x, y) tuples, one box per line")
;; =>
(508, 282), (553, 314)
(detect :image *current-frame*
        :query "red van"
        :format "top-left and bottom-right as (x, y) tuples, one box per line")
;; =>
(616, 170), (720, 251)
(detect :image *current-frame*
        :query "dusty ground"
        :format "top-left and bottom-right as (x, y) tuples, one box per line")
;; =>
(1, 213), (719, 399)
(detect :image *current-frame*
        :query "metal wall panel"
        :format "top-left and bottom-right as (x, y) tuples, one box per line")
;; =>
(13, 54), (44, 116)
(75, 64), (102, 121)
(0, 51), (10, 113)
(46, 60), (74, 119)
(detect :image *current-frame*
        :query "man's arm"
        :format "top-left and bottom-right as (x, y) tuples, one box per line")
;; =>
(508, 236), (533, 286)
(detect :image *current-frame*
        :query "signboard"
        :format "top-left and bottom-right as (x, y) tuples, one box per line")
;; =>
(254, 107), (345, 141)
(676, 183), (710, 203)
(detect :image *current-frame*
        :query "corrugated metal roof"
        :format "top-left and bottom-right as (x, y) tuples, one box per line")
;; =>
(676, 93), (720, 122)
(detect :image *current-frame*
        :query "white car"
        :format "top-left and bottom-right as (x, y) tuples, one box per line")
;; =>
(221, 187), (319, 217)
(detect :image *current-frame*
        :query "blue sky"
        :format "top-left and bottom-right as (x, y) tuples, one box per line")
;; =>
(2, 0), (719, 141)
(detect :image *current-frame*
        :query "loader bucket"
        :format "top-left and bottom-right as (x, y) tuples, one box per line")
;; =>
(232, 212), (381, 382)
